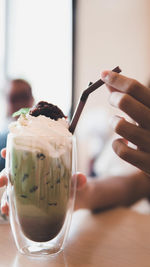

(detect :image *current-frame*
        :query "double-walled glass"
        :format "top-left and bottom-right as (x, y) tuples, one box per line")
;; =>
(6, 133), (76, 257)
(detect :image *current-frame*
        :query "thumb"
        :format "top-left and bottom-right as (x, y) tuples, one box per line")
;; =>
(76, 172), (87, 190)
(1, 190), (9, 216)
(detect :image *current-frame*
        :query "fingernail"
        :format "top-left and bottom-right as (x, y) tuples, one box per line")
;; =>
(101, 70), (110, 82)
(109, 92), (122, 107)
(109, 116), (122, 129)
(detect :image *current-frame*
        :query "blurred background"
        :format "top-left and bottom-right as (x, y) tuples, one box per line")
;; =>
(74, 0), (150, 179)
(0, 0), (72, 119)
(0, 0), (150, 180)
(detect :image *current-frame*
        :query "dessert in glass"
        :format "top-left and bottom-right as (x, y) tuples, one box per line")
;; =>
(6, 102), (77, 256)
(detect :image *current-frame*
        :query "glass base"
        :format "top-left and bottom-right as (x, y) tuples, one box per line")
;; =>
(21, 243), (63, 257)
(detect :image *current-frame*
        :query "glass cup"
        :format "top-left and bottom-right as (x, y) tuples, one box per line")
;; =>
(6, 133), (76, 257)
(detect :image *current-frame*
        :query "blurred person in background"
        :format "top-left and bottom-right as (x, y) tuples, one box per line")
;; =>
(0, 79), (34, 171)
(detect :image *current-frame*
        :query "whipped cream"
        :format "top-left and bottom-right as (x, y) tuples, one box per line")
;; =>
(9, 114), (72, 158)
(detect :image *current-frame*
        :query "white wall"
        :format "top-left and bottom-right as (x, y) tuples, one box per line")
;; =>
(74, 0), (150, 174)
(6, 0), (72, 115)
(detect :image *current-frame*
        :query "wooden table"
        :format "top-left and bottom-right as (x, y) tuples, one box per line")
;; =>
(1, 208), (150, 267)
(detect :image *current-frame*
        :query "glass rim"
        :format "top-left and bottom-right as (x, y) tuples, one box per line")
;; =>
(7, 132), (76, 140)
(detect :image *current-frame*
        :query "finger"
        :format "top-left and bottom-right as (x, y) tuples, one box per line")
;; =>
(0, 170), (8, 187)
(109, 92), (150, 129)
(1, 148), (6, 159)
(112, 138), (150, 174)
(110, 116), (150, 152)
(105, 84), (120, 93)
(1, 203), (9, 216)
(76, 173), (87, 190)
(1, 190), (9, 216)
(101, 71), (150, 109)
(122, 138), (128, 145)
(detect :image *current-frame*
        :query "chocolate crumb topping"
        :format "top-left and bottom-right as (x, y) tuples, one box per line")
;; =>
(22, 173), (29, 182)
(48, 202), (57, 206)
(37, 153), (45, 160)
(29, 101), (66, 121)
(21, 195), (27, 198)
(30, 185), (38, 193)
(56, 178), (60, 184)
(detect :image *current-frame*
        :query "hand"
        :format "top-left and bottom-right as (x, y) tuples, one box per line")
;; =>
(0, 149), (8, 216)
(0, 148), (87, 215)
(101, 70), (150, 175)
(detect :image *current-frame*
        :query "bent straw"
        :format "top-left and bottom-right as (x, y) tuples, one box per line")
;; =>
(69, 66), (121, 134)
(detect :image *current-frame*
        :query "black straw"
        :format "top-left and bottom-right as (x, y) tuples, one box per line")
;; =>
(69, 66), (121, 134)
